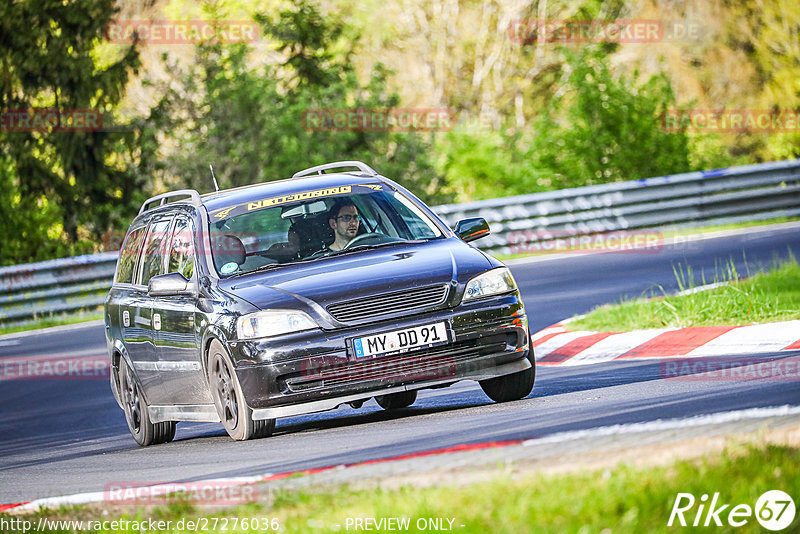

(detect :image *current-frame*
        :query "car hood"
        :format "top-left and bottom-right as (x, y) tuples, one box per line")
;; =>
(219, 238), (495, 312)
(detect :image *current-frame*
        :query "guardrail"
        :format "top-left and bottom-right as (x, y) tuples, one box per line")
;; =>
(433, 159), (800, 255)
(2, 159), (800, 327)
(0, 252), (119, 327)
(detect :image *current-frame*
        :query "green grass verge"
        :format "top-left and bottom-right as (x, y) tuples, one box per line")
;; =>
(5, 441), (798, 533)
(570, 256), (800, 332)
(0, 310), (104, 336)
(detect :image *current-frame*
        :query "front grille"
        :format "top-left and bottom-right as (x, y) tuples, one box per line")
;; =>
(326, 284), (448, 322)
(282, 334), (510, 392)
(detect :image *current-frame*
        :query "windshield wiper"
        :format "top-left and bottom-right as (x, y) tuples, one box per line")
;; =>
(249, 254), (332, 272)
(325, 239), (424, 257)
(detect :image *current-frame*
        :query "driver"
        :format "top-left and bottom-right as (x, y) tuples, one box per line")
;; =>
(327, 199), (360, 251)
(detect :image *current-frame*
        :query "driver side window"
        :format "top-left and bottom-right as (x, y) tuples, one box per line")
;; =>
(353, 196), (399, 238)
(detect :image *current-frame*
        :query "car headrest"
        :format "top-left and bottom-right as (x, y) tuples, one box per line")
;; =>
(290, 217), (326, 256)
(214, 234), (246, 269)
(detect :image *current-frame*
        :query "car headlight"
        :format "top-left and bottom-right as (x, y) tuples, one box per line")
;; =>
(462, 267), (518, 302)
(236, 310), (317, 339)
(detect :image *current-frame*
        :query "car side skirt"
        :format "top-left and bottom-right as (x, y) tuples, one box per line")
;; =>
(148, 404), (220, 423)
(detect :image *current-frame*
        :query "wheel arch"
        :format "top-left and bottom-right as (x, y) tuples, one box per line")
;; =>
(110, 339), (140, 408)
(201, 324), (232, 376)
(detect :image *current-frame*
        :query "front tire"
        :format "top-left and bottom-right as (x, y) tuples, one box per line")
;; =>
(118, 358), (176, 446)
(207, 340), (275, 441)
(479, 344), (535, 403)
(375, 390), (417, 410)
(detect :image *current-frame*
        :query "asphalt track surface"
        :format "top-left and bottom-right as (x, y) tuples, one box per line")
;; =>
(1, 224), (799, 504)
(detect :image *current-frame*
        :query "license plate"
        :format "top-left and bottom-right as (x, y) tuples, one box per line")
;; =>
(352, 322), (449, 358)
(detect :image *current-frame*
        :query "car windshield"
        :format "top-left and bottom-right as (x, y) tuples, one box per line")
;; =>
(208, 186), (443, 277)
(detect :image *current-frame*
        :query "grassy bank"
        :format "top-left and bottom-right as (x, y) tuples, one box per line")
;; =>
(571, 257), (800, 332)
(5, 440), (798, 533)
(270, 443), (798, 533)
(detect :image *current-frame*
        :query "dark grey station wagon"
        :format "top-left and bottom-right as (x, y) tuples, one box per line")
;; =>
(105, 161), (534, 446)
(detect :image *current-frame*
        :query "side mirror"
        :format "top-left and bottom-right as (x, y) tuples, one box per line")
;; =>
(148, 272), (197, 297)
(454, 218), (490, 243)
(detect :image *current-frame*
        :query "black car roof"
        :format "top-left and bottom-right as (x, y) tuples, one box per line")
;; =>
(199, 173), (388, 215)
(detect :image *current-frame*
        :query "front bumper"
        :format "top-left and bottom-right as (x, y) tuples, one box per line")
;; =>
(229, 292), (530, 419)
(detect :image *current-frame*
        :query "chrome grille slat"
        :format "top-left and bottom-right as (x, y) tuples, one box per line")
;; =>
(332, 288), (443, 310)
(327, 284), (448, 322)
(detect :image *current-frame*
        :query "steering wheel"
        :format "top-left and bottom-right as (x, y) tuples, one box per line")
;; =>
(343, 232), (384, 249)
(304, 248), (334, 260)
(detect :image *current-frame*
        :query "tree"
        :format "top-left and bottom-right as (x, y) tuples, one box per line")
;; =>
(527, 47), (691, 190)
(750, 0), (800, 160)
(438, 46), (693, 200)
(0, 155), (64, 264)
(148, 1), (450, 205)
(0, 0), (142, 264)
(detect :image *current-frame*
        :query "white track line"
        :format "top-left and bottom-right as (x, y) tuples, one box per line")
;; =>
(523, 405), (800, 446)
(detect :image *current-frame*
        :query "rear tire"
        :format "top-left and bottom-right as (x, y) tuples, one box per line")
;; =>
(118, 358), (176, 446)
(375, 390), (417, 410)
(479, 344), (535, 403)
(208, 340), (275, 441)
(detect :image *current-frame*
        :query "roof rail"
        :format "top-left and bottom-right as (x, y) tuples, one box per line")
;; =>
(292, 160), (378, 178)
(138, 189), (203, 215)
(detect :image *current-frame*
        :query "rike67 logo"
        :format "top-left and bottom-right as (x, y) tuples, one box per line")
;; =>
(669, 490), (796, 531)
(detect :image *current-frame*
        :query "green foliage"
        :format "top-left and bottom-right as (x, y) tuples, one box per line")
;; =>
(746, 0), (800, 160)
(527, 47), (691, 189)
(149, 1), (450, 205)
(0, 0), (142, 264)
(687, 132), (750, 171)
(439, 47), (698, 200)
(0, 156), (63, 266)
(435, 126), (533, 200)
(3, 0), (796, 265)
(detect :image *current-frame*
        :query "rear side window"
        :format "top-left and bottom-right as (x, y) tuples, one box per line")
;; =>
(140, 218), (172, 286)
(115, 227), (146, 284)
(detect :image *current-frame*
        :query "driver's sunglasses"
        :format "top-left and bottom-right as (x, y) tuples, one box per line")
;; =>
(336, 214), (359, 223)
